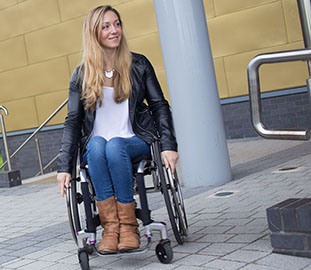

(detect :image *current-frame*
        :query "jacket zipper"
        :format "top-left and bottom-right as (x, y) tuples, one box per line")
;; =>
(134, 116), (158, 140)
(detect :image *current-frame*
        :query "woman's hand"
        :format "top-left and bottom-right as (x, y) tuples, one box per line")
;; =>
(161, 150), (179, 174)
(57, 172), (71, 197)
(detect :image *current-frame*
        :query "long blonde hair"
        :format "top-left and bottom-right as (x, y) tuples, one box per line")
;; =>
(80, 6), (132, 111)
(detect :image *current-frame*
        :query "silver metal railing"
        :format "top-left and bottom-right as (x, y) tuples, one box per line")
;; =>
(0, 106), (12, 170)
(248, 49), (311, 140)
(298, 0), (311, 102)
(247, 0), (311, 141)
(0, 98), (68, 174)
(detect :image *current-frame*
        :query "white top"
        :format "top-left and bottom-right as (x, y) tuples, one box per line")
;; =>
(92, 86), (135, 141)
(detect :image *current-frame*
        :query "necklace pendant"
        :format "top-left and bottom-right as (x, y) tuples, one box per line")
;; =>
(104, 69), (114, 79)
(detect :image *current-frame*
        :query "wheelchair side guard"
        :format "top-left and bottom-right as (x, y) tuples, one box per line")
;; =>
(80, 182), (97, 233)
(78, 169), (97, 233)
(136, 160), (153, 226)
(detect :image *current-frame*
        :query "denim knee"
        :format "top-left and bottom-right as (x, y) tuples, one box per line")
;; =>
(87, 136), (107, 159)
(105, 137), (127, 164)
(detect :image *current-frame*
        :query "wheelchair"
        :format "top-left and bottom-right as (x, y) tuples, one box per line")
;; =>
(65, 139), (188, 270)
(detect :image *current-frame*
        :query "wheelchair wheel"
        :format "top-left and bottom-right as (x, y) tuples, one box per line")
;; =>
(71, 179), (83, 231)
(154, 148), (188, 244)
(162, 168), (188, 244)
(78, 250), (90, 270)
(66, 178), (84, 245)
(66, 177), (95, 251)
(170, 170), (189, 238)
(66, 180), (79, 245)
(155, 240), (173, 264)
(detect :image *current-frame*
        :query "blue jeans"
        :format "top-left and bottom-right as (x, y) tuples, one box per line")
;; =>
(83, 136), (150, 203)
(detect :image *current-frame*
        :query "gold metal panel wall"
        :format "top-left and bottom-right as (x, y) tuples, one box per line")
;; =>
(0, 58), (70, 103)
(282, 0), (303, 42)
(0, 0), (60, 41)
(0, 36), (27, 72)
(58, 0), (126, 21)
(203, 0), (216, 18)
(25, 17), (84, 64)
(68, 53), (82, 74)
(1, 97), (38, 132)
(208, 2), (287, 58)
(214, 0), (277, 16)
(35, 90), (68, 126)
(224, 41), (307, 97)
(0, 0), (17, 10)
(0, 0), (308, 133)
(213, 58), (229, 99)
(117, 0), (157, 39)
(128, 33), (164, 70)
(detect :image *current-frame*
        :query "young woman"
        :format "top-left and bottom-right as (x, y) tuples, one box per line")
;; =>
(57, 5), (178, 253)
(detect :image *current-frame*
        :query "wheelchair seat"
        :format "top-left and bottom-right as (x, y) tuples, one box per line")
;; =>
(79, 154), (152, 174)
(131, 153), (152, 174)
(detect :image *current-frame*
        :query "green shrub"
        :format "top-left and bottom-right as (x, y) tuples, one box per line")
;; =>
(0, 154), (4, 171)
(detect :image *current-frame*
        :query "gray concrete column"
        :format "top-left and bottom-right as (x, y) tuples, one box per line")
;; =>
(153, 0), (232, 187)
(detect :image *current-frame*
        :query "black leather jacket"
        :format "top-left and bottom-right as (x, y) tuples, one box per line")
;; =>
(57, 53), (177, 174)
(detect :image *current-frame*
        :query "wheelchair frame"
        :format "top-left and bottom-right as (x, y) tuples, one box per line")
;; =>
(65, 140), (188, 270)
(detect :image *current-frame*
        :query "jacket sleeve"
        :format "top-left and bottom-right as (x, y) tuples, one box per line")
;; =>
(142, 55), (178, 152)
(57, 67), (84, 174)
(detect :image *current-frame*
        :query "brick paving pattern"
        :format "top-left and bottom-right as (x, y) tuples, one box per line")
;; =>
(0, 137), (311, 269)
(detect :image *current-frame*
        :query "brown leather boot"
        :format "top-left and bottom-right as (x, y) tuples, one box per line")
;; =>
(96, 196), (119, 253)
(116, 201), (140, 251)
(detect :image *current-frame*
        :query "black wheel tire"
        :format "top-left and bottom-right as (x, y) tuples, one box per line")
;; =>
(171, 171), (189, 237)
(158, 163), (187, 244)
(152, 142), (186, 245)
(155, 242), (173, 264)
(79, 251), (90, 270)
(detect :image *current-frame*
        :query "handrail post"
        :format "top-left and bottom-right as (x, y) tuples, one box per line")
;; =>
(35, 136), (44, 175)
(0, 98), (68, 184)
(297, 0), (311, 103)
(248, 49), (311, 140)
(0, 106), (12, 171)
(0, 98), (68, 171)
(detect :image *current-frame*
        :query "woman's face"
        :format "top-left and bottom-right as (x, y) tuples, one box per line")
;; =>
(100, 10), (122, 50)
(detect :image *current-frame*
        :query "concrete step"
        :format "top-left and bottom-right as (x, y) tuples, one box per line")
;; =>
(22, 171), (57, 185)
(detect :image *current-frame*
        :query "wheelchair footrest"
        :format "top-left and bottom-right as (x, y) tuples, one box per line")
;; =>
(95, 238), (152, 257)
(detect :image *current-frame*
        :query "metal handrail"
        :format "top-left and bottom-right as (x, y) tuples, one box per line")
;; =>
(0, 106), (11, 170)
(0, 98), (68, 171)
(297, 0), (311, 103)
(35, 136), (44, 175)
(35, 153), (60, 177)
(247, 49), (311, 140)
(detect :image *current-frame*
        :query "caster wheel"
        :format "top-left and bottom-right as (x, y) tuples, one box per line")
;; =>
(78, 251), (89, 270)
(85, 244), (94, 255)
(155, 240), (173, 264)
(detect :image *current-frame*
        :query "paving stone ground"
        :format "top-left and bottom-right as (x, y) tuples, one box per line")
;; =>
(1, 137), (311, 270)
